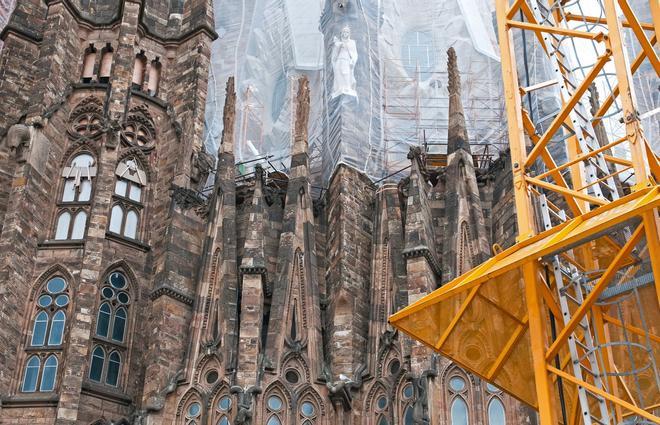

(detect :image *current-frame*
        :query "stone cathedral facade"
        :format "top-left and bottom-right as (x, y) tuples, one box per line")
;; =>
(0, 2), (537, 425)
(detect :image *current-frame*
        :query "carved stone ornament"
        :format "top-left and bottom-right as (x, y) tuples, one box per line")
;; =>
(331, 26), (358, 99)
(121, 105), (156, 152)
(5, 124), (31, 162)
(191, 146), (215, 186)
(68, 96), (105, 141)
(230, 386), (262, 425)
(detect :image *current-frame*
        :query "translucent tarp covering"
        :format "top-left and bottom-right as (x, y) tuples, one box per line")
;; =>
(204, 0), (508, 184)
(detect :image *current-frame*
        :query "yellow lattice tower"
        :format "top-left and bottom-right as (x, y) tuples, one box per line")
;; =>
(390, 1), (660, 424)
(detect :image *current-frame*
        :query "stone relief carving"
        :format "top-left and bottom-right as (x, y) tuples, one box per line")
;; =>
(331, 26), (358, 99)
(5, 124), (31, 162)
(191, 146), (215, 187)
(121, 105), (156, 152)
(322, 363), (367, 409)
(144, 368), (184, 412)
(230, 385), (262, 425)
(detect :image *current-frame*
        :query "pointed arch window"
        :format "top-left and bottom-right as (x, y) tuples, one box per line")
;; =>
(147, 59), (162, 96)
(55, 153), (96, 241)
(99, 43), (113, 84)
(132, 51), (147, 91)
(81, 44), (97, 83)
(264, 393), (286, 425)
(21, 276), (70, 392)
(298, 398), (319, 424)
(213, 393), (233, 425)
(184, 401), (202, 425)
(109, 157), (147, 241)
(89, 271), (131, 388)
(488, 398), (505, 425)
(451, 397), (469, 425)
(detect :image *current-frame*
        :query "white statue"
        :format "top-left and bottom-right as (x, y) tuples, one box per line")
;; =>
(331, 26), (358, 99)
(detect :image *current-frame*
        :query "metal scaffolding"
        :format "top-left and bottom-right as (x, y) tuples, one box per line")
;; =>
(390, 0), (660, 424)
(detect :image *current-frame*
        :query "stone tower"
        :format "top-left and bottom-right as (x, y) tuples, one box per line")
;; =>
(0, 0), (215, 423)
(0, 2), (537, 423)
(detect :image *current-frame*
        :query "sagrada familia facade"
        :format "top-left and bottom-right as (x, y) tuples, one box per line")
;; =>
(0, 1), (538, 424)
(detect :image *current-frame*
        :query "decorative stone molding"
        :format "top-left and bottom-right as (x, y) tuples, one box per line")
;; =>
(401, 246), (443, 277)
(150, 285), (194, 306)
(171, 185), (208, 216)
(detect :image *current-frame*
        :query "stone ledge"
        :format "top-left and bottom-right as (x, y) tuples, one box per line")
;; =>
(81, 381), (132, 406)
(105, 232), (150, 252)
(1, 393), (59, 408)
(38, 240), (86, 250)
(150, 285), (194, 306)
(402, 246), (443, 277)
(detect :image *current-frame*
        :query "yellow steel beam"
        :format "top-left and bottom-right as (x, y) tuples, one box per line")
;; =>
(524, 176), (608, 206)
(652, 0), (660, 42)
(593, 307), (624, 422)
(602, 313), (660, 343)
(507, 20), (606, 41)
(564, 12), (656, 30)
(593, 35), (657, 125)
(547, 365), (660, 423)
(603, 154), (633, 167)
(434, 285), (480, 350)
(525, 53), (611, 168)
(603, 0), (653, 187)
(545, 224), (644, 361)
(642, 209), (660, 304)
(618, 0), (660, 74)
(486, 315), (529, 380)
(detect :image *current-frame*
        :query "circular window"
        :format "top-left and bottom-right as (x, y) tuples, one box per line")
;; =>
(102, 287), (115, 299)
(389, 359), (401, 376)
(110, 272), (127, 289)
(450, 376), (466, 392)
(117, 292), (130, 304)
(403, 384), (414, 399)
(486, 383), (500, 393)
(285, 370), (300, 384)
(300, 401), (315, 417)
(205, 370), (219, 384)
(268, 395), (283, 411)
(47, 277), (67, 293)
(187, 402), (201, 417)
(38, 295), (52, 307)
(217, 395), (231, 411)
(376, 396), (387, 410)
(55, 294), (70, 307)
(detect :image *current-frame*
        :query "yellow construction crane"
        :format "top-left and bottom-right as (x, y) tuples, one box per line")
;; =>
(390, 0), (660, 424)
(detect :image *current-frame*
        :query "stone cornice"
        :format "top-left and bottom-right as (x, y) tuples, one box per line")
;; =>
(150, 285), (194, 306)
(402, 246), (443, 277)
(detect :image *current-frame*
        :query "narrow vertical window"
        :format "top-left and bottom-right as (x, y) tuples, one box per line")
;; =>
(55, 212), (71, 240)
(99, 44), (113, 83)
(112, 307), (127, 342)
(109, 205), (124, 234)
(89, 346), (105, 382)
(451, 398), (469, 425)
(39, 355), (58, 391)
(106, 351), (121, 386)
(22, 356), (40, 392)
(96, 302), (111, 337)
(124, 211), (138, 239)
(47, 310), (66, 346)
(132, 51), (147, 90)
(81, 44), (97, 83)
(31, 311), (49, 346)
(147, 59), (162, 96)
(488, 398), (505, 425)
(71, 211), (88, 240)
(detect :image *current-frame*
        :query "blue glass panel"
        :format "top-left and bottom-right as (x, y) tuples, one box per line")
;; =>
(40, 355), (58, 391)
(21, 356), (40, 392)
(112, 307), (127, 342)
(46, 277), (67, 293)
(89, 346), (105, 382)
(48, 311), (66, 346)
(31, 311), (48, 346)
(96, 303), (111, 337)
(488, 398), (506, 425)
(451, 398), (469, 425)
(106, 352), (121, 386)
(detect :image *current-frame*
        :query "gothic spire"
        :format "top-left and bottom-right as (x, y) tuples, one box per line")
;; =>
(220, 77), (236, 155)
(447, 47), (471, 154)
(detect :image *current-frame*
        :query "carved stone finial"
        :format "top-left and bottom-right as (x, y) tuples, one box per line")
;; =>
(293, 76), (311, 155)
(447, 47), (460, 97)
(221, 77), (236, 155)
(5, 124), (31, 163)
(407, 145), (422, 161)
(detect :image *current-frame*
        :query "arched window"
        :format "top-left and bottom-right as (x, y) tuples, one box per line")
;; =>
(40, 355), (58, 391)
(21, 356), (40, 392)
(488, 398), (505, 425)
(109, 158), (147, 241)
(21, 275), (69, 393)
(132, 51), (147, 91)
(147, 59), (162, 96)
(213, 394), (232, 425)
(265, 393), (285, 425)
(185, 401), (202, 425)
(401, 31), (436, 80)
(99, 44), (113, 83)
(55, 153), (95, 241)
(81, 44), (97, 83)
(403, 405), (414, 425)
(451, 397), (469, 425)
(89, 271), (131, 387)
(298, 399), (318, 423)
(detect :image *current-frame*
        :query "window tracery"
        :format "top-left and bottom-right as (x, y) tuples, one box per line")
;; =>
(121, 106), (156, 152)
(88, 271), (132, 388)
(21, 275), (71, 392)
(54, 153), (96, 241)
(263, 388), (288, 425)
(109, 157), (147, 240)
(447, 372), (470, 425)
(213, 393), (233, 425)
